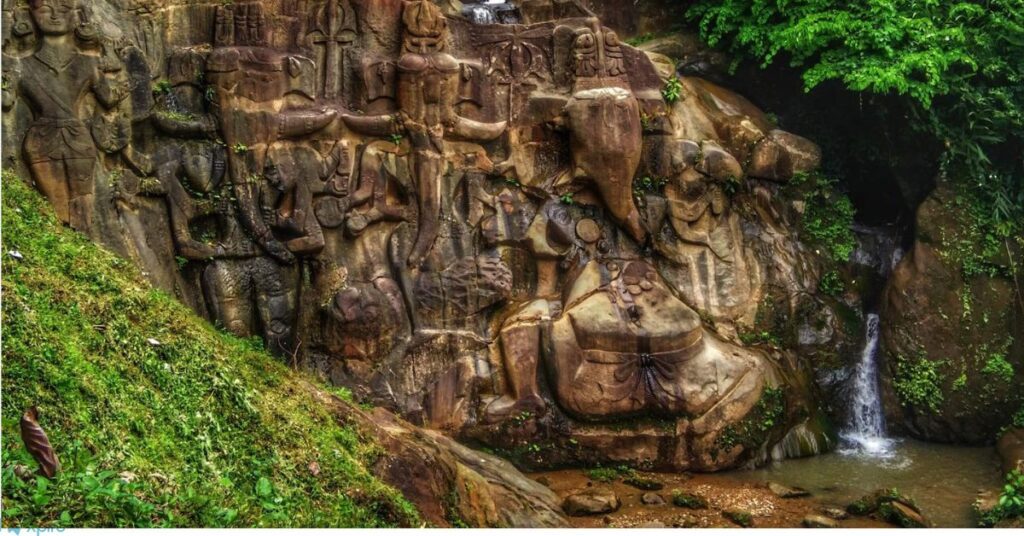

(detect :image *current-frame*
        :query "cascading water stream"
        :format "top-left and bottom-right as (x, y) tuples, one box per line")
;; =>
(839, 313), (897, 458)
(462, 0), (520, 25)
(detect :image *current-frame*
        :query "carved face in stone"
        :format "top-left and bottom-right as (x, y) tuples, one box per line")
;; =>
(29, 0), (76, 36)
(402, 0), (448, 54)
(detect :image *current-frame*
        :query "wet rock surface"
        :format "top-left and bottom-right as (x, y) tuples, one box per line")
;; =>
(846, 488), (930, 528)
(802, 514), (840, 528)
(562, 488), (622, 516)
(768, 481), (811, 498)
(531, 468), (892, 528)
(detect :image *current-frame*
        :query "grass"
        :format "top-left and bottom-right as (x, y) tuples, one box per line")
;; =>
(584, 465), (634, 483)
(0, 171), (420, 527)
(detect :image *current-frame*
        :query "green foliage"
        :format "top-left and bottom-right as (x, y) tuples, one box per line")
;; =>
(738, 329), (781, 348)
(662, 76), (683, 104)
(818, 270), (844, 297)
(788, 171), (856, 263)
(671, 490), (708, 509)
(0, 172), (419, 527)
(559, 192), (575, 206)
(688, 0), (1024, 264)
(387, 134), (403, 146)
(155, 110), (196, 123)
(893, 354), (945, 413)
(584, 465), (634, 483)
(982, 354), (1015, 383)
(151, 79), (172, 96)
(1001, 470), (1024, 516)
(941, 180), (1023, 279)
(633, 176), (668, 196)
(716, 386), (785, 451)
(978, 470), (1024, 527)
(232, 143), (249, 154)
(1014, 406), (1024, 429)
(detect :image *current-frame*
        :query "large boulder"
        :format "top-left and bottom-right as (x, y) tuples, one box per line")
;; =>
(562, 488), (622, 516)
(998, 428), (1024, 473)
(309, 383), (568, 528)
(880, 183), (1024, 443)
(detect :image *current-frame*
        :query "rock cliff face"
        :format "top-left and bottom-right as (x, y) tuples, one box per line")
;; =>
(2, 0), (848, 471)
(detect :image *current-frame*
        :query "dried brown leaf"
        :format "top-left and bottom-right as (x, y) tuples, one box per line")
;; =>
(20, 406), (60, 478)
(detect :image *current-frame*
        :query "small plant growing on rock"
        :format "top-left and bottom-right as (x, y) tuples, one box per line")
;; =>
(662, 76), (683, 104)
(152, 79), (172, 96)
(893, 354), (945, 413)
(819, 270), (845, 296)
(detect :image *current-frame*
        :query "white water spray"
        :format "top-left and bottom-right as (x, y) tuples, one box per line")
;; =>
(839, 313), (896, 457)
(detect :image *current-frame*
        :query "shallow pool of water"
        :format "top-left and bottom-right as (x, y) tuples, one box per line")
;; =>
(726, 438), (1002, 527)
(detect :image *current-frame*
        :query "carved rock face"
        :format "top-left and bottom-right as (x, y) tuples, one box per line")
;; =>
(548, 259), (706, 419)
(1, 0), (838, 474)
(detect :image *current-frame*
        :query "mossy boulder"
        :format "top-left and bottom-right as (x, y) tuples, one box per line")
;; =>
(846, 488), (929, 527)
(880, 183), (1024, 444)
(671, 490), (708, 509)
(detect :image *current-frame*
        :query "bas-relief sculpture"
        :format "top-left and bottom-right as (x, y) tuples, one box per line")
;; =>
(2, 0), (834, 471)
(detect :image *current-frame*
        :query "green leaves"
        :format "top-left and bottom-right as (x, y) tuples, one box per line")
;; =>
(893, 354), (945, 413)
(689, 0), (1024, 250)
(662, 76), (683, 103)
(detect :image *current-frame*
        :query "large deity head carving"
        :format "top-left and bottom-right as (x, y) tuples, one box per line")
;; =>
(28, 0), (77, 36)
(402, 0), (448, 54)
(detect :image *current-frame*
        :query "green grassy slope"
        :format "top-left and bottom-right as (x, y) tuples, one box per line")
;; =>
(0, 171), (419, 527)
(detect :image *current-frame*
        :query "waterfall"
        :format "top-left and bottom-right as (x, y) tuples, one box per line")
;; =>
(839, 313), (895, 457)
(462, 0), (520, 24)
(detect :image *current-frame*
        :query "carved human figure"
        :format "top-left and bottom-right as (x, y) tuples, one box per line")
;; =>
(199, 144), (327, 357)
(342, 0), (506, 268)
(10, 0), (128, 232)
(657, 159), (761, 323)
(206, 2), (336, 268)
(262, 143), (326, 258)
(484, 200), (576, 422)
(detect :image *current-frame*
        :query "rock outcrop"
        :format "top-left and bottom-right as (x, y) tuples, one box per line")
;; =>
(881, 182), (1023, 443)
(2, 0), (844, 474)
(308, 383), (568, 527)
